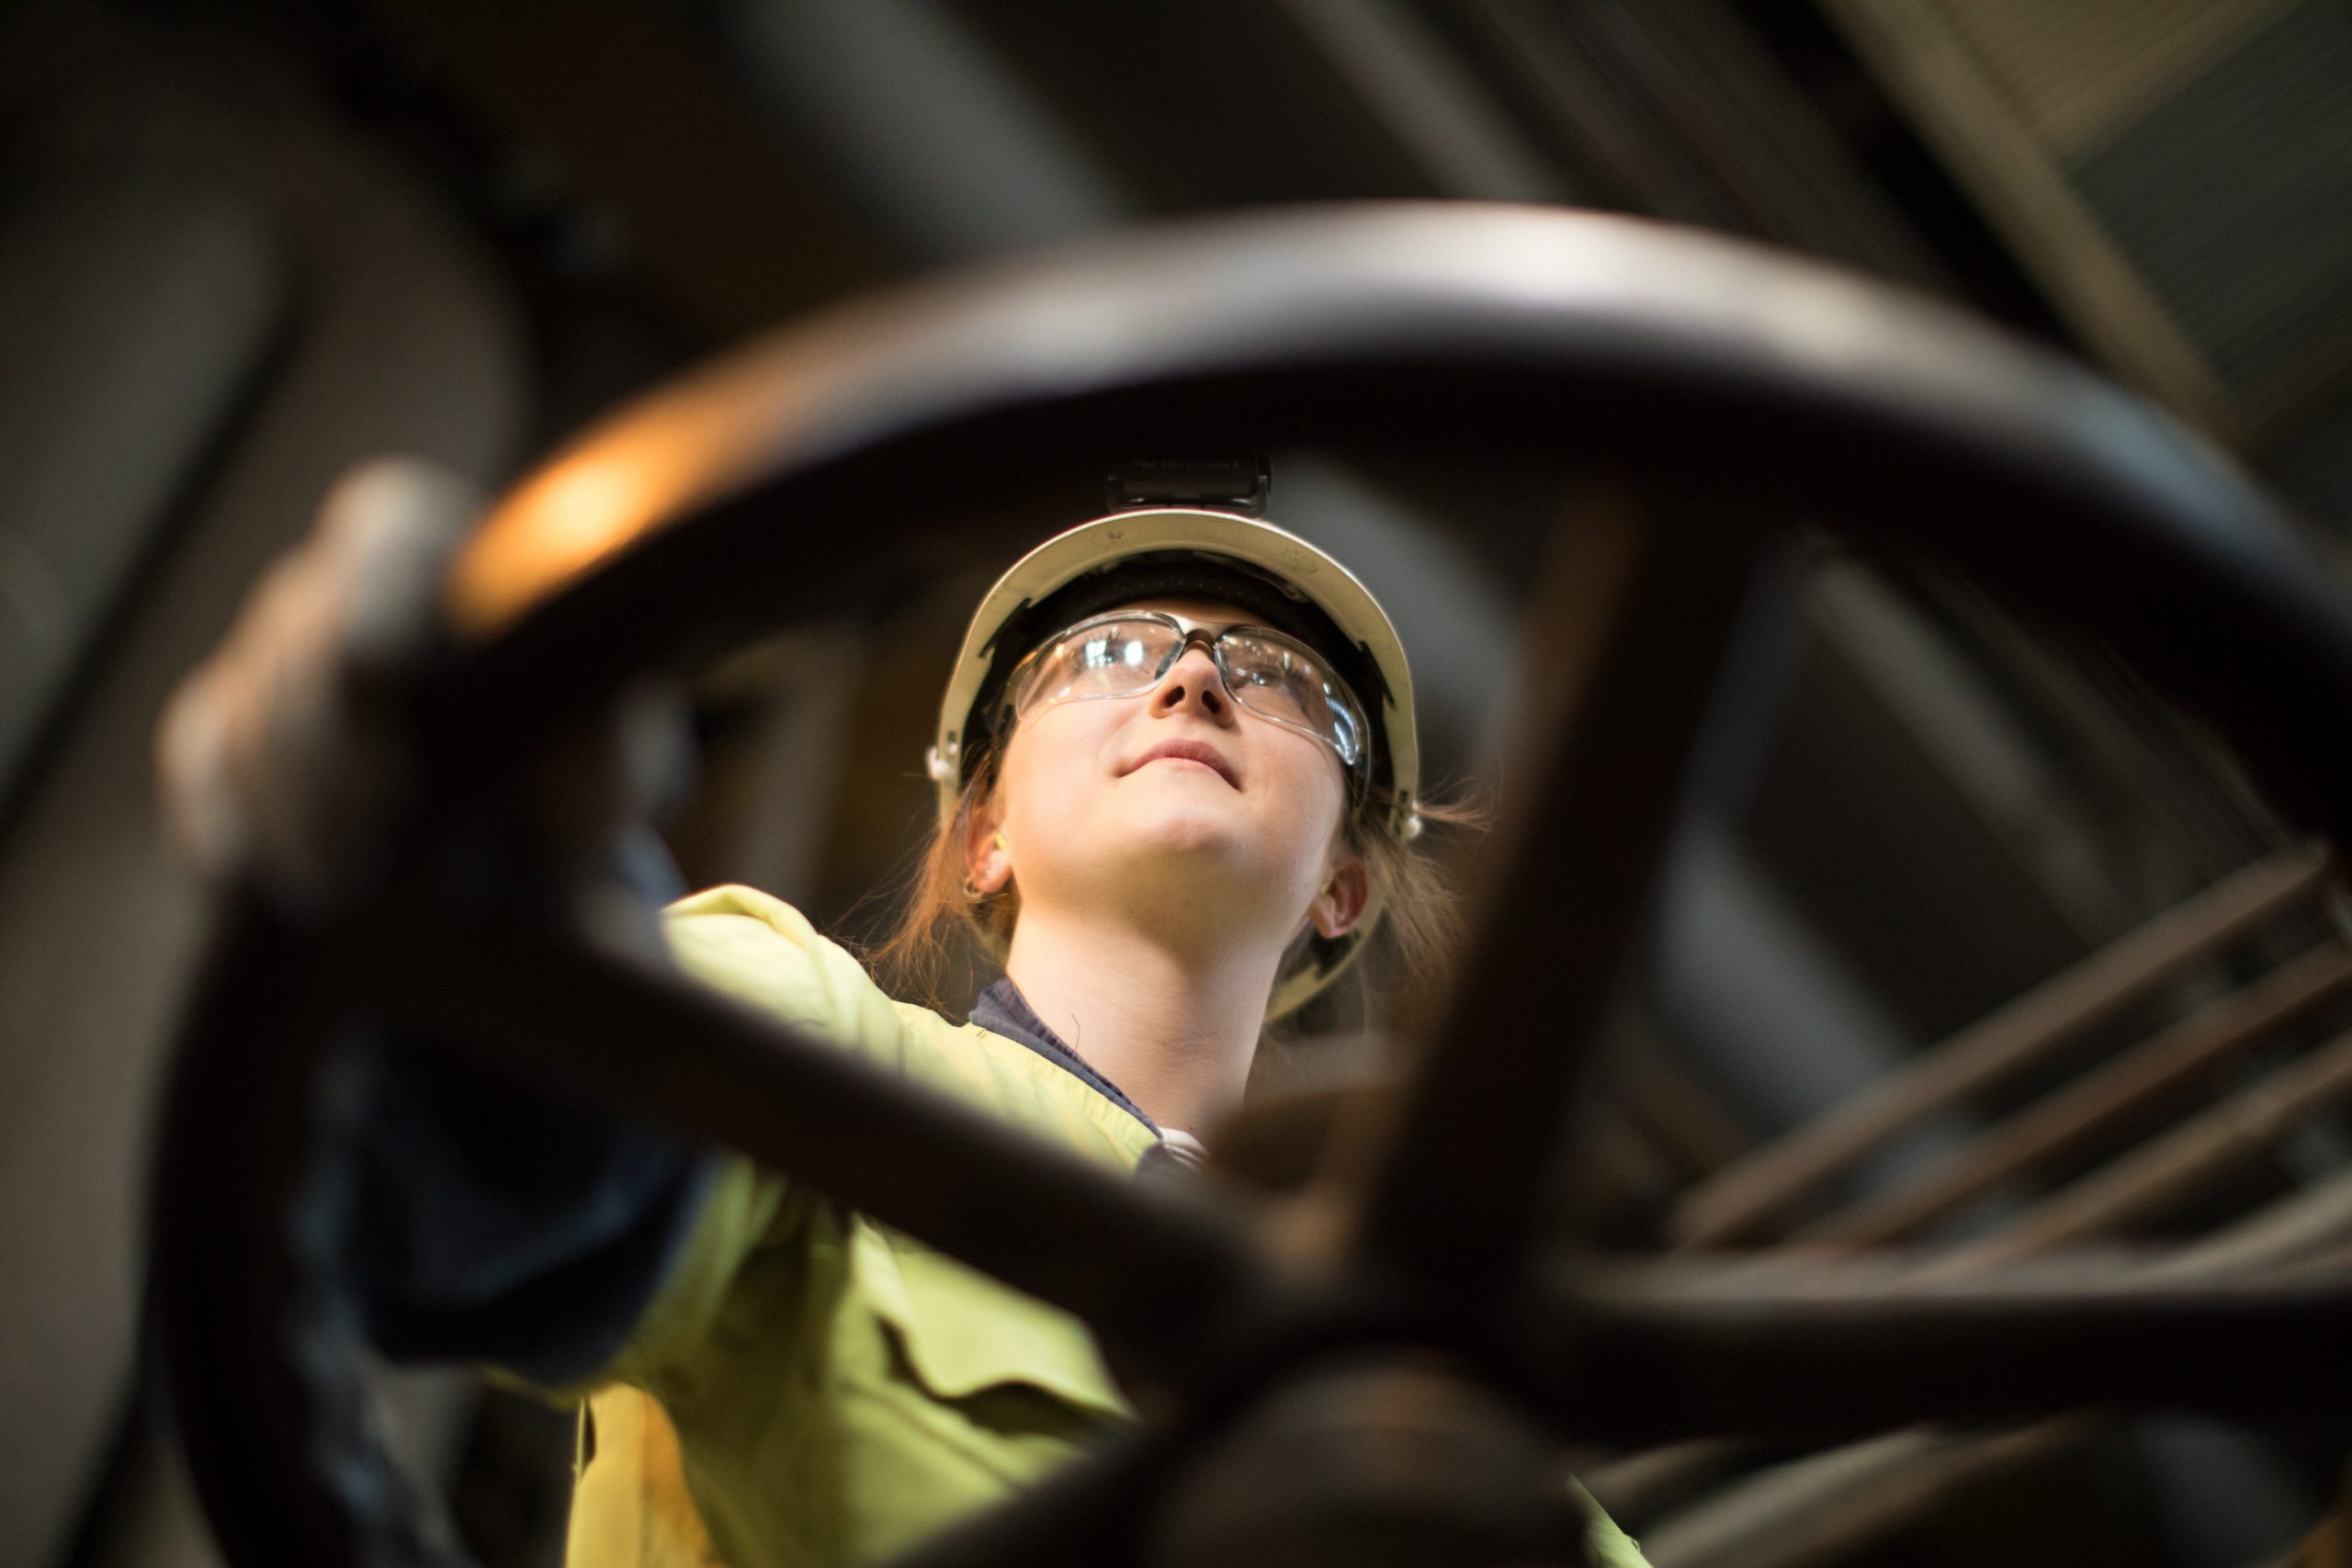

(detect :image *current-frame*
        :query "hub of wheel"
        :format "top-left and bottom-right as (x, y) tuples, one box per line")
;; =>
(1150, 1356), (1579, 1568)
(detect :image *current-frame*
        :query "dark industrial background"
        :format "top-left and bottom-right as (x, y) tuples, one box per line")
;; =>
(6, 3), (2352, 1566)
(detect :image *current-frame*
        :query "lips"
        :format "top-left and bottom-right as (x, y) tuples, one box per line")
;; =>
(1126, 738), (1239, 788)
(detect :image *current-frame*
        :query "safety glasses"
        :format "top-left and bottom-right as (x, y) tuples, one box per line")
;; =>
(1007, 611), (1370, 775)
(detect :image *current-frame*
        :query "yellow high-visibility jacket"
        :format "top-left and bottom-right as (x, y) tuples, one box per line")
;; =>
(560, 884), (1647, 1568)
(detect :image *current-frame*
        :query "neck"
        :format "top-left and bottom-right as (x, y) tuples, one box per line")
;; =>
(1001, 902), (1281, 1134)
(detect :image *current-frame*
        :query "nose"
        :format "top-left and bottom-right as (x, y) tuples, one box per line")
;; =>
(1152, 644), (1235, 725)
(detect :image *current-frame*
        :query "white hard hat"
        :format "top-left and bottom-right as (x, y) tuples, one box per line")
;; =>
(930, 504), (1421, 1016)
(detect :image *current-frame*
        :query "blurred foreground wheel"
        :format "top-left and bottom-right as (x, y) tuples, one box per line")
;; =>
(148, 203), (2352, 1568)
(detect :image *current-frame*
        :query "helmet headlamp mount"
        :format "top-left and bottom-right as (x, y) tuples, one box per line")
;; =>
(1105, 457), (1272, 516)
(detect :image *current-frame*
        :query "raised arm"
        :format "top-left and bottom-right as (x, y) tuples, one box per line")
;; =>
(158, 459), (714, 1384)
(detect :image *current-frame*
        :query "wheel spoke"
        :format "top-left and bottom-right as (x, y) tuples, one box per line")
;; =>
(152, 903), (470, 1568)
(150, 204), (2352, 1568)
(1517, 1251), (2352, 1442)
(361, 910), (1277, 1389)
(1337, 489), (1764, 1303)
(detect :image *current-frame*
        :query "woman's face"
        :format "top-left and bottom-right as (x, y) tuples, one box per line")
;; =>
(974, 598), (1368, 950)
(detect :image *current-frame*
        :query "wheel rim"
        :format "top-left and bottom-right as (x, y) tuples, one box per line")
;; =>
(150, 202), (2352, 1568)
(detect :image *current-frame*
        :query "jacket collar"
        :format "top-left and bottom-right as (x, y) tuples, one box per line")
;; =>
(970, 978), (1160, 1136)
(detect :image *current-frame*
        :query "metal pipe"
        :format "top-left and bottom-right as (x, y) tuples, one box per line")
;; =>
(1671, 845), (2332, 1247)
(1939, 1022), (2352, 1272)
(1550, 1253), (2352, 1438)
(1640, 1424), (2086, 1568)
(1796, 942), (2352, 1247)
(1622, 1168), (2352, 1568)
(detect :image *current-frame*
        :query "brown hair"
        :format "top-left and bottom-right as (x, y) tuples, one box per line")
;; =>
(867, 758), (1482, 1022)
(869, 770), (1020, 1011)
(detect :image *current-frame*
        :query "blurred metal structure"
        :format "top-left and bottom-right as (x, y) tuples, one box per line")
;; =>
(1676, 843), (2341, 1250)
(1574, 837), (2352, 1565)
(1818, 0), (2352, 448)
(143, 204), (2352, 1568)
(0, 11), (535, 1567)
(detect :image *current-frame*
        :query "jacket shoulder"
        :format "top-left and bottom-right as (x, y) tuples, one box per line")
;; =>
(656, 886), (1153, 1160)
(661, 885), (910, 1059)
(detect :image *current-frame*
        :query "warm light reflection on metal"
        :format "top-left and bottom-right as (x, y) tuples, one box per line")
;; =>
(449, 433), (698, 635)
(447, 328), (832, 636)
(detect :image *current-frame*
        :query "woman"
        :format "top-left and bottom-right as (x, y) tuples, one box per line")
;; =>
(159, 460), (1649, 1568)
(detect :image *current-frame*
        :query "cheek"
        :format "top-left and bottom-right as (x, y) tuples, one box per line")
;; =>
(1256, 738), (1351, 866)
(996, 708), (1114, 835)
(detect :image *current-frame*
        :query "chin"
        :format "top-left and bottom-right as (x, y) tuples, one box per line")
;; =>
(1122, 797), (1251, 861)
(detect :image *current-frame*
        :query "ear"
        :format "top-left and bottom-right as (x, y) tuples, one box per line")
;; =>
(1308, 850), (1371, 940)
(963, 793), (1014, 896)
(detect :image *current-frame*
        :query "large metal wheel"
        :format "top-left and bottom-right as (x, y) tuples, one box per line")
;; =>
(146, 203), (2352, 1568)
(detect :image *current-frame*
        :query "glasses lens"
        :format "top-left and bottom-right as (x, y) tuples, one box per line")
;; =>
(1013, 617), (1182, 716)
(1218, 630), (1366, 770)
(1011, 615), (1369, 774)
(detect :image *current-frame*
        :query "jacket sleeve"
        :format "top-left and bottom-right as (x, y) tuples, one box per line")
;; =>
(1569, 1479), (1654, 1568)
(582, 886), (935, 1390)
(340, 886), (896, 1387)
(344, 1032), (718, 1385)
